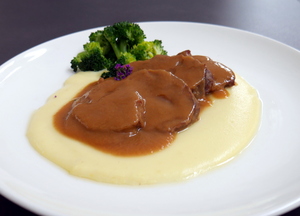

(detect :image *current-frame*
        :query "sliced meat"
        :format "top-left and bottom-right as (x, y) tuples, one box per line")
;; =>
(71, 79), (146, 133)
(177, 50), (235, 93)
(70, 69), (200, 134)
(177, 50), (192, 56)
(193, 55), (235, 92)
(130, 55), (208, 101)
(128, 69), (200, 132)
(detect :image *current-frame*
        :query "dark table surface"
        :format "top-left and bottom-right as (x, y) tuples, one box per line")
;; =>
(1, 0), (300, 215)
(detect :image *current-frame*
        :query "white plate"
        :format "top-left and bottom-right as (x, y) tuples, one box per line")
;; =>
(1, 21), (300, 216)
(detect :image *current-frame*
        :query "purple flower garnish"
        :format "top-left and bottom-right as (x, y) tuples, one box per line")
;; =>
(114, 64), (133, 81)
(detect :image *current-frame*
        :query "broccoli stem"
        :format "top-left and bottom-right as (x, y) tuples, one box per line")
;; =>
(110, 40), (128, 59)
(118, 41), (128, 53)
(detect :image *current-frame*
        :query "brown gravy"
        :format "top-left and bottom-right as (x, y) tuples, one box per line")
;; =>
(53, 52), (235, 156)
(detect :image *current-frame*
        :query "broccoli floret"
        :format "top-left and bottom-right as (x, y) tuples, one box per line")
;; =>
(103, 21), (146, 59)
(132, 40), (167, 60)
(70, 21), (168, 76)
(100, 53), (136, 78)
(100, 52), (135, 79)
(71, 42), (112, 72)
(89, 30), (113, 57)
(116, 52), (137, 65)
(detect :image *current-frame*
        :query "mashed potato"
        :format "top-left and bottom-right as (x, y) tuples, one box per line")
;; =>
(27, 71), (261, 185)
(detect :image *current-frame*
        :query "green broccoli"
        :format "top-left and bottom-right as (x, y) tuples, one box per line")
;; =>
(131, 40), (167, 60)
(71, 42), (112, 72)
(70, 21), (168, 77)
(103, 21), (146, 59)
(116, 52), (137, 65)
(89, 30), (113, 57)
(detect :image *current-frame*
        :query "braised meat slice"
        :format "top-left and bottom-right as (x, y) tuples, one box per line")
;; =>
(130, 55), (208, 101)
(177, 50), (236, 93)
(193, 55), (235, 92)
(71, 79), (146, 133)
(129, 69), (200, 132)
(70, 69), (200, 134)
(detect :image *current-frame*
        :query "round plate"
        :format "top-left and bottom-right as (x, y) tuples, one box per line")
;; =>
(1, 21), (300, 216)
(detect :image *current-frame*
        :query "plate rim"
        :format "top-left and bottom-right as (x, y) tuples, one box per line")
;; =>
(1, 21), (300, 216)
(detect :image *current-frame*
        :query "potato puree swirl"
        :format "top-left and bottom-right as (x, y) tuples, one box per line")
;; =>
(27, 70), (261, 185)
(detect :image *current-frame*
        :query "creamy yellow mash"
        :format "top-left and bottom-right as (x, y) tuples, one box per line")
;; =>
(27, 71), (261, 185)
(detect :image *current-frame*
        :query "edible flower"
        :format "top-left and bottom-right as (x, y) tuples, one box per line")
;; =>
(114, 64), (133, 80)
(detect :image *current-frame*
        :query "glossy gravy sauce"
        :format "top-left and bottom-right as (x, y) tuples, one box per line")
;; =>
(53, 54), (235, 156)
(27, 68), (261, 185)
